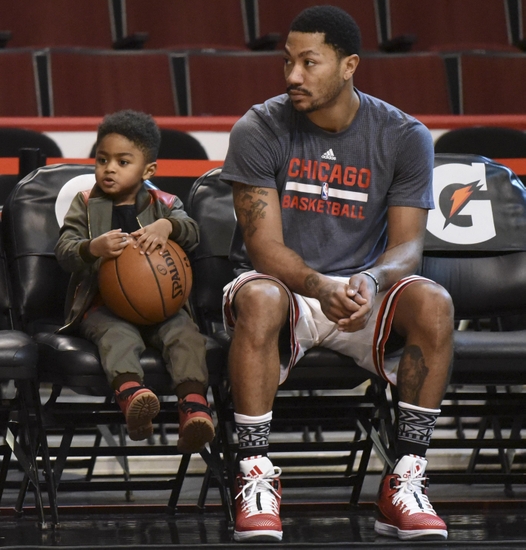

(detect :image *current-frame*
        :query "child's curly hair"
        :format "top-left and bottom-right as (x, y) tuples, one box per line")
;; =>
(96, 109), (161, 163)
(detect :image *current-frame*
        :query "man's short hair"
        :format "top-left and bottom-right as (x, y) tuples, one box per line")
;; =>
(290, 5), (361, 57)
(96, 109), (161, 163)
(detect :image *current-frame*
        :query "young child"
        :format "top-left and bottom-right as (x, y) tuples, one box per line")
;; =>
(55, 109), (214, 453)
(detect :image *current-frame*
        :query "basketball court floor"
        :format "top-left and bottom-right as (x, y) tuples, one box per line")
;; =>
(1, 466), (525, 549)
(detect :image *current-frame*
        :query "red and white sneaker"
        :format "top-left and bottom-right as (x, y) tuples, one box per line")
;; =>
(375, 454), (448, 540)
(115, 381), (160, 441)
(177, 393), (215, 454)
(234, 456), (283, 542)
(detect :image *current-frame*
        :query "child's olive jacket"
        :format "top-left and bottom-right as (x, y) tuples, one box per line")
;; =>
(54, 183), (199, 333)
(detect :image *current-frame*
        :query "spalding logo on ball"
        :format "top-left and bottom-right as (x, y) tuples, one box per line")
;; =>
(99, 239), (192, 325)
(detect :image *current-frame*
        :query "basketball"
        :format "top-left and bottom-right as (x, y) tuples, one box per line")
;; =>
(98, 239), (192, 325)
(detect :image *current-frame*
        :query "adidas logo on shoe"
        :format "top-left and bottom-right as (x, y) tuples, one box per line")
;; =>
(321, 148), (336, 160)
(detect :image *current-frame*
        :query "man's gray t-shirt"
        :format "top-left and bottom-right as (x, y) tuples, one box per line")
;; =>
(221, 90), (434, 277)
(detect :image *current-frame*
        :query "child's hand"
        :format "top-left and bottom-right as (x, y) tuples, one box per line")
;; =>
(131, 219), (172, 255)
(89, 229), (129, 259)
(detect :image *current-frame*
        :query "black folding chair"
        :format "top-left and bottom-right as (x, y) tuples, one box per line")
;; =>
(420, 153), (526, 495)
(2, 163), (231, 521)
(186, 168), (395, 507)
(0, 219), (57, 527)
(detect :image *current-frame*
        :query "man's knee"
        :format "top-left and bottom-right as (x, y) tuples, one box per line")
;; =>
(233, 279), (289, 332)
(394, 281), (454, 337)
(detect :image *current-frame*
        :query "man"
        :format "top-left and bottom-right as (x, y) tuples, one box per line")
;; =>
(220, 5), (453, 543)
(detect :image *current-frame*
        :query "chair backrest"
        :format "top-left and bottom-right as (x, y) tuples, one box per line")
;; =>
(48, 49), (178, 116)
(422, 153), (526, 320)
(158, 129), (209, 160)
(455, 52), (526, 114)
(2, 164), (96, 333)
(0, 50), (42, 116)
(434, 126), (526, 158)
(174, 51), (284, 116)
(256, 0), (381, 51)
(0, 128), (63, 158)
(0, 220), (14, 331)
(185, 168), (236, 333)
(123, 0), (248, 50)
(0, 0), (115, 48)
(386, 0), (514, 52)
(0, 129), (63, 209)
(355, 52), (452, 114)
(89, 128), (208, 160)
(434, 126), (526, 185)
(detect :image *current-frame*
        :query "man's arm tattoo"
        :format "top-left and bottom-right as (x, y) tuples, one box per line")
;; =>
(305, 273), (321, 292)
(235, 187), (269, 238)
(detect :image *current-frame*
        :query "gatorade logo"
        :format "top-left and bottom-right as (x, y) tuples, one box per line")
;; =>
(427, 162), (495, 245)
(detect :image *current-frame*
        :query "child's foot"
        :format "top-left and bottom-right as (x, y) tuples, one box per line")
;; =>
(177, 393), (215, 453)
(115, 381), (160, 441)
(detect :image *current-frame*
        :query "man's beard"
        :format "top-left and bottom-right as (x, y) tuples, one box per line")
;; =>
(288, 79), (346, 113)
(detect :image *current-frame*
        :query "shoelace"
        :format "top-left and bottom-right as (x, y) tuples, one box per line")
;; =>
(392, 469), (437, 516)
(236, 467), (282, 517)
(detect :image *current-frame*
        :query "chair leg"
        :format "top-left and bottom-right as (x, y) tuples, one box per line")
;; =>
(0, 433), (12, 502)
(118, 424), (133, 502)
(84, 429), (103, 481)
(349, 437), (373, 507)
(197, 465), (212, 511)
(31, 381), (59, 526)
(8, 415), (47, 528)
(166, 452), (191, 513)
(198, 445), (234, 523)
(210, 384), (236, 508)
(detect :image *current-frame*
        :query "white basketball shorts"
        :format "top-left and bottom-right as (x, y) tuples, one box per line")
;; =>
(223, 270), (430, 386)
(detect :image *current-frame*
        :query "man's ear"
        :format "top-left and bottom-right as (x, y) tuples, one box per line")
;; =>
(344, 54), (360, 81)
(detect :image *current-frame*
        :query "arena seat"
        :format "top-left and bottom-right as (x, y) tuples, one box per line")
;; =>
(255, 0), (381, 51)
(419, 153), (526, 493)
(434, 126), (526, 185)
(0, 50), (42, 116)
(47, 49), (179, 116)
(172, 51), (284, 116)
(355, 52), (453, 114)
(385, 0), (516, 52)
(186, 167), (396, 506)
(123, 0), (248, 50)
(0, 219), (57, 527)
(0, 0), (115, 48)
(1, 163), (232, 521)
(453, 52), (526, 114)
(0, 127), (63, 208)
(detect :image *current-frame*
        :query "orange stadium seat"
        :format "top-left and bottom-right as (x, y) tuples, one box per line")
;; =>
(354, 52), (453, 115)
(0, 0), (115, 48)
